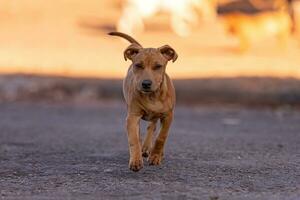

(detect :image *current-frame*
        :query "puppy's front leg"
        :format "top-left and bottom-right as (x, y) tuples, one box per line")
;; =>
(149, 111), (173, 165)
(126, 115), (143, 171)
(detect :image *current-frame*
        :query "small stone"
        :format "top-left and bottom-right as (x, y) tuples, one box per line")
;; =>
(210, 195), (219, 200)
(222, 118), (240, 126)
(104, 168), (113, 173)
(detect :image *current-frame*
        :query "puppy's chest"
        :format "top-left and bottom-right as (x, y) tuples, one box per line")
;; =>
(140, 100), (169, 121)
(141, 110), (166, 121)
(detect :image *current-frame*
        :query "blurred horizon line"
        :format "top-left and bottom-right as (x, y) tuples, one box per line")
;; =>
(1, 71), (300, 80)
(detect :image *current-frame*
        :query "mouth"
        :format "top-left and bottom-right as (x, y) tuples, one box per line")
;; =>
(141, 90), (152, 94)
(139, 88), (153, 94)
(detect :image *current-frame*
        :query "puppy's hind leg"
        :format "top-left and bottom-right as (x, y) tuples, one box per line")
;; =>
(149, 112), (173, 165)
(238, 35), (250, 53)
(142, 120), (157, 158)
(277, 29), (290, 50)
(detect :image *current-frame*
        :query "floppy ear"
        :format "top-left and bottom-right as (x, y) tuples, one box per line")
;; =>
(123, 44), (141, 61)
(158, 45), (178, 62)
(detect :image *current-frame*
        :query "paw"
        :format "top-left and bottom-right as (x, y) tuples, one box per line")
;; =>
(142, 145), (151, 158)
(148, 153), (163, 166)
(129, 157), (143, 172)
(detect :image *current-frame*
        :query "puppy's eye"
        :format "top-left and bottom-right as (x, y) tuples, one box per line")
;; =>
(153, 64), (163, 70)
(134, 63), (144, 69)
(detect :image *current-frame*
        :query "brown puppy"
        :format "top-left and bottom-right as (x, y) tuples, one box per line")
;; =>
(220, 0), (293, 52)
(221, 10), (292, 52)
(109, 32), (177, 172)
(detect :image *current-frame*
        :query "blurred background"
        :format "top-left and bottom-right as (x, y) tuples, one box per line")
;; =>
(1, 0), (300, 106)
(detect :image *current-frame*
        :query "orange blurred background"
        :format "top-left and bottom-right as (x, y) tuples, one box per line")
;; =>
(0, 0), (299, 79)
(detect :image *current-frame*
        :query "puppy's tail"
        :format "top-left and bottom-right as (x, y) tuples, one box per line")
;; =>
(108, 32), (142, 47)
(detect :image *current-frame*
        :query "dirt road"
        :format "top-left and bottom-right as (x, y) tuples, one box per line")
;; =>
(0, 103), (299, 199)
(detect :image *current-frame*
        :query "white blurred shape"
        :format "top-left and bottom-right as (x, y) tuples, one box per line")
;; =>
(117, 0), (216, 37)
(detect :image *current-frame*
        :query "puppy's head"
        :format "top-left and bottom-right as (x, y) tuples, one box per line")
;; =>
(124, 44), (177, 93)
(109, 32), (177, 93)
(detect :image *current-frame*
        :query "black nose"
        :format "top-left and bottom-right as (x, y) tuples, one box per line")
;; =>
(142, 80), (152, 89)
